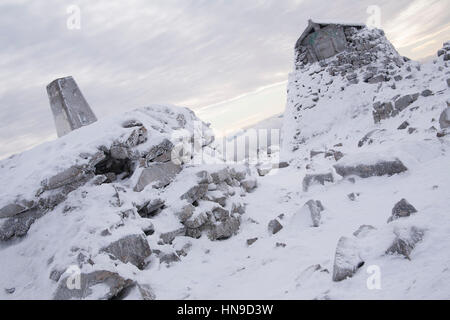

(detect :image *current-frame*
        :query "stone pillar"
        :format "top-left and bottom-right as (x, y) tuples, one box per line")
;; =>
(47, 76), (97, 137)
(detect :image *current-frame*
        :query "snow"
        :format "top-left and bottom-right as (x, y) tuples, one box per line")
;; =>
(1, 28), (450, 300)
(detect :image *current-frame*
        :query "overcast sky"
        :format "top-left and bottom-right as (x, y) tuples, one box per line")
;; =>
(1, 0), (449, 159)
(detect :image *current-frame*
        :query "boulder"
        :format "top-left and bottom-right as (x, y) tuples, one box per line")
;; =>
(134, 162), (181, 192)
(439, 107), (450, 129)
(175, 204), (195, 222)
(394, 93), (419, 112)
(397, 121), (409, 130)
(43, 165), (90, 191)
(302, 173), (334, 191)
(334, 159), (407, 178)
(101, 234), (151, 270)
(241, 179), (257, 192)
(295, 200), (324, 227)
(373, 102), (397, 123)
(160, 228), (186, 245)
(386, 227), (424, 260)
(137, 199), (165, 218)
(332, 236), (364, 282)
(0, 208), (45, 241)
(353, 225), (376, 238)
(0, 203), (28, 219)
(180, 184), (209, 204)
(54, 270), (134, 300)
(387, 199), (418, 223)
(159, 252), (181, 265)
(208, 216), (240, 240)
(268, 219), (283, 235)
(145, 139), (174, 163)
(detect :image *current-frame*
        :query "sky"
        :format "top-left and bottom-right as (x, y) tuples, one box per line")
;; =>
(0, 0), (449, 159)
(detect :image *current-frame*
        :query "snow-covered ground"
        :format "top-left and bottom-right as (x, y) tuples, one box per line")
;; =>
(0, 27), (449, 300)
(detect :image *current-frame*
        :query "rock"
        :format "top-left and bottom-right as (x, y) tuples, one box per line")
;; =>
(181, 184), (209, 204)
(294, 200), (324, 227)
(202, 190), (227, 207)
(397, 121), (409, 130)
(439, 107), (450, 129)
(277, 162), (290, 169)
(358, 129), (380, 147)
(231, 202), (246, 214)
(110, 145), (129, 160)
(367, 74), (385, 83)
(421, 89), (433, 97)
(334, 159), (408, 178)
(257, 167), (272, 177)
(145, 139), (174, 163)
(134, 162), (181, 192)
(387, 199), (418, 223)
(4, 287), (15, 295)
(175, 204), (195, 222)
(43, 165), (88, 190)
(210, 168), (232, 185)
(268, 219), (283, 235)
(353, 225), (376, 238)
(123, 283), (156, 300)
(159, 252), (181, 265)
(0, 208), (45, 241)
(407, 127), (417, 134)
(54, 270), (134, 300)
(373, 102), (397, 123)
(142, 222), (155, 236)
(208, 216), (240, 240)
(332, 236), (364, 282)
(310, 150), (325, 158)
(229, 167), (248, 181)
(394, 93), (419, 112)
(247, 237), (258, 246)
(276, 242), (286, 248)
(302, 173), (334, 191)
(347, 192), (360, 201)
(160, 228), (186, 245)
(125, 126), (148, 148)
(394, 75), (403, 81)
(137, 199), (165, 218)
(101, 234), (151, 270)
(196, 171), (212, 184)
(184, 211), (209, 229)
(241, 179), (257, 192)
(386, 227), (424, 260)
(0, 203), (28, 219)
(447, 79), (450, 88)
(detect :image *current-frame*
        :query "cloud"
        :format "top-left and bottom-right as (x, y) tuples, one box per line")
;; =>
(0, 0), (448, 159)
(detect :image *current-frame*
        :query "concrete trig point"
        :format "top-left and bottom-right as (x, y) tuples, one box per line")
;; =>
(47, 76), (97, 137)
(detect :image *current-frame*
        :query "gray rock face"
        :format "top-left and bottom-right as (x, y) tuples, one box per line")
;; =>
(241, 179), (257, 192)
(386, 227), (424, 260)
(54, 270), (133, 300)
(334, 159), (407, 178)
(353, 225), (376, 238)
(332, 236), (364, 282)
(134, 162), (181, 192)
(47, 76), (97, 137)
(397, 121), (410, 130)
(358, 129), (383, 147)
(268, 219), (283, 235)
(160, 228), (186, 245)
(44, 166), (88, 190)
(439, 107), (450, 129)
(302, 173), (334, 191)
(373, 102), (397, 123)
(145, 139), (174, 163)
(0, 203), (28, 219)
(394, 93), (419, 112)
(137, 199), (165, 218)
(303, 200), (324, 227)
(387, 199), (418, 223)
(180, 184), (209, 204)
(208, 216), (240, 240)
(0, 208), (45, 241)
(101, 234), (151, 269)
